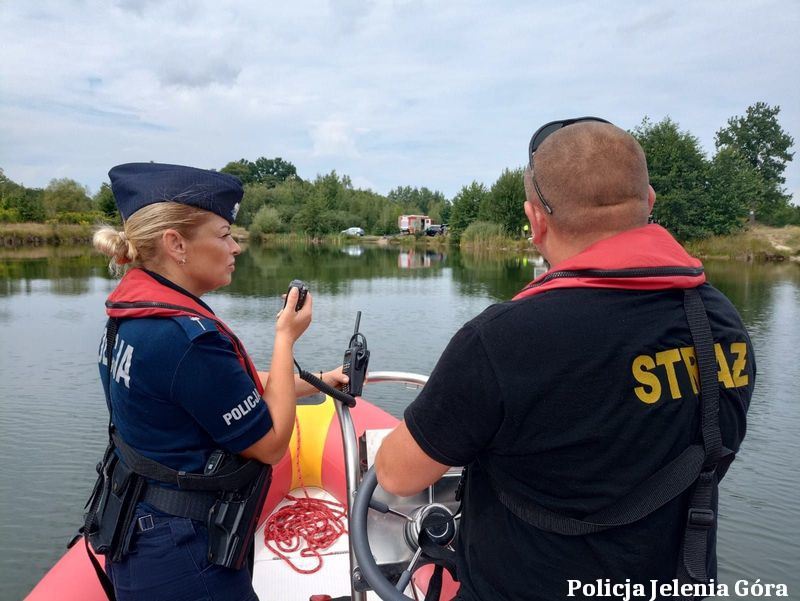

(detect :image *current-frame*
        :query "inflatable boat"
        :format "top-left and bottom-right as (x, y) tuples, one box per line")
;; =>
(26, 372), (461, 601)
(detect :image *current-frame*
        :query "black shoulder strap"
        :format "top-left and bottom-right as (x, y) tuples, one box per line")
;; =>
(485, 288), (733, 553)
(104, 318), (119, 419)
(676, 288), (735, 591)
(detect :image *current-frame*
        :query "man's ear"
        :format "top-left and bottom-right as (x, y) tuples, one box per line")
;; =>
(647, 185), (656, 213)
(524, 200), (547, 243)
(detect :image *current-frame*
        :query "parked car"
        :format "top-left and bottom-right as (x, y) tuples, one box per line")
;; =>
(424, 224), (447, 236)
(341, 227), (365, 236)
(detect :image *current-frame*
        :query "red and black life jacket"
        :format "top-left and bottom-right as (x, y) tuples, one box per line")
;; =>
(106, 268), (263, 395)
(513, 224), (705, 300)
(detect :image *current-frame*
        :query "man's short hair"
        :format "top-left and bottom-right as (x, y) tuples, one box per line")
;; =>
(527, 122), (650, 236)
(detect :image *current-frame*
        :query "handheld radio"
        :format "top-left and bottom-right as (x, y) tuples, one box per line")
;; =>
(341, 311), (369, 397)
(283, 279), (308, 312)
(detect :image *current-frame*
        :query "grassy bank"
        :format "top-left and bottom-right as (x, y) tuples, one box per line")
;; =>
(4, 222), (799, 263)
(684, 225), (800, 262)
(0, 222), (95, 246)
(458, 221), (529, 252)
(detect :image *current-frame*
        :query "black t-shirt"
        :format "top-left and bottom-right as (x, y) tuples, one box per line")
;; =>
(405, 284), (754, 601)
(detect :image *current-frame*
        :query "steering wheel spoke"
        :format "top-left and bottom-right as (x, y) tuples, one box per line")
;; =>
(395, 546), (423, 591)
(353, 467), (458, 601)
(369, 498), (415, 522)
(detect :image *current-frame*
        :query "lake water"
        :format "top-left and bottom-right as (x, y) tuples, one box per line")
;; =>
(1, 243), (798, 600)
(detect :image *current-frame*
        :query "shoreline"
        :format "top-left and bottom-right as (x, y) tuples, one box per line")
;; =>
(2, 223), (798, 263)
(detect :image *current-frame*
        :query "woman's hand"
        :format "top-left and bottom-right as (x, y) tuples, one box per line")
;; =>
(242, 288), (311, 465)
(275, 287), (312, 344)
(322, 366), (349, 390)
(293, 366), (349, 399)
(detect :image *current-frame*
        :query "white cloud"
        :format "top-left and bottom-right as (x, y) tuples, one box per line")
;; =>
(310, 119), (361, 158)
(0, 0), (798, 198)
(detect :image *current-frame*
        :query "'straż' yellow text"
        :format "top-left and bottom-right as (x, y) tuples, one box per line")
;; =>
(632, 342), (748, 404)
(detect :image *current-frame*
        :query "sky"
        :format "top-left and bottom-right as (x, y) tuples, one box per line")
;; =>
(1, 0), (799, 200)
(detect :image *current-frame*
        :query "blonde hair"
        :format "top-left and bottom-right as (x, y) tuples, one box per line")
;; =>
(93, 202), (213, 276)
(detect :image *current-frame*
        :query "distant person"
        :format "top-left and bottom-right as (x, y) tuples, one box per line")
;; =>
(376, 119), (754, 600)
(84, 163), (346, 601)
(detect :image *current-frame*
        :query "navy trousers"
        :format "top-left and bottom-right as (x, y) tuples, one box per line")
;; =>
(107, 506), (258, 601)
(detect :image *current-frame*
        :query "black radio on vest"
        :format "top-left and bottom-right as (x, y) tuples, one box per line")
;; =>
(341, 311), (369, 396)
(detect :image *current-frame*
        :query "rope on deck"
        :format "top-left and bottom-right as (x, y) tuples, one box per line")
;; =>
(263, 416), (348, 574)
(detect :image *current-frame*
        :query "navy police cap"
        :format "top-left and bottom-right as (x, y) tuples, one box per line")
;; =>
(109, 162), (244, 223)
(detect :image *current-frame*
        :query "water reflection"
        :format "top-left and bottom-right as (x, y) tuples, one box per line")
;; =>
(0, 248), (110, 297)
(450, 249), (545, 300)
(397, 248), (447, 269)
(341, 245), (364, 257)
(704, 259), (800, 328)
(230, 243), (542, 301)
(1, 243), (798, 600)
(0, 243), (547, 303)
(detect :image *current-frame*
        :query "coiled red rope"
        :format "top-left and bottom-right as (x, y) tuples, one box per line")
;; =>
(264, 416), (348, 574)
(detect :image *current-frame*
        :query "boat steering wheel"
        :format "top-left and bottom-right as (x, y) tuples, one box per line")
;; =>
(351, 466), (459, 601)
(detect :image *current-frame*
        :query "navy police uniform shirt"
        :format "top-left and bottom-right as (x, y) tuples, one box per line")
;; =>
(98, 274), (271, 475)
(405, 284), (754, 601)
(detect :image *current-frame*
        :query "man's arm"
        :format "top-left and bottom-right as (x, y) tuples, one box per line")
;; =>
(375, 421), (450, 497)
(376, 321), (502, 497)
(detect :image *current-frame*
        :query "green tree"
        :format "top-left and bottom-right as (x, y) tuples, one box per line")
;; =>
(314, 171), (348, 211)
(93, 182), (119, 221)
(705, 148), (762, 235)
(237, 183), (272, 228)
(481, 168), (526, 235)
(43, 178), (92, 218)
(631, 117), (711, 240)
(377, 203), (403, 234)
(221, 157), (299, 188)
(417, 187), (445, 215)
(220, 159), (255, 184)
(348, 188), (385, 233)
(290, 172), (351, 238)
(272, 179), (314, 227)
(292, 192), (328, 238)
(251, 157), (298, 187)
(387, 186), (420, 213)
(1, 170), (44, 221)
(439, 200), (452, 224)
(5, 187), (45, 222)
(427, 199), (445, 224)
(449, 182), (489, 240)
(249, 206), (284, 236)
(387, 186), (446, 215)
(0, 167), (9, 197)
(715, 102), (795, 221)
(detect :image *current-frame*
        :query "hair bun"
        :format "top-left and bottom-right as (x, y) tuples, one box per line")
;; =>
(93, 226), (137, 274)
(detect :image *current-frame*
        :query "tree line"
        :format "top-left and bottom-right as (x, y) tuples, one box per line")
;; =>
(1, 102), (795, 242)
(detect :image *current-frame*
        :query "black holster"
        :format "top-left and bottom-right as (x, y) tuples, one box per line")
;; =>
(207, 462), (272, 569)
(83, 442), (145, 561)
(81, 435), (271, 570)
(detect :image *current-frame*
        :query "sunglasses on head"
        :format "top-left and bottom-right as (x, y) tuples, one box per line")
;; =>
(527, 116), (612, 214)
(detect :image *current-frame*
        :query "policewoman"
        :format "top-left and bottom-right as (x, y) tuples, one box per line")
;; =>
(89, 163), (346, 601)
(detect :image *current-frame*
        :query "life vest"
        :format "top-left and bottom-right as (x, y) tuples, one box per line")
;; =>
(513, 224), (705, 299)
(105, 268), (264, 394)
(494, 225), (728, 597)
